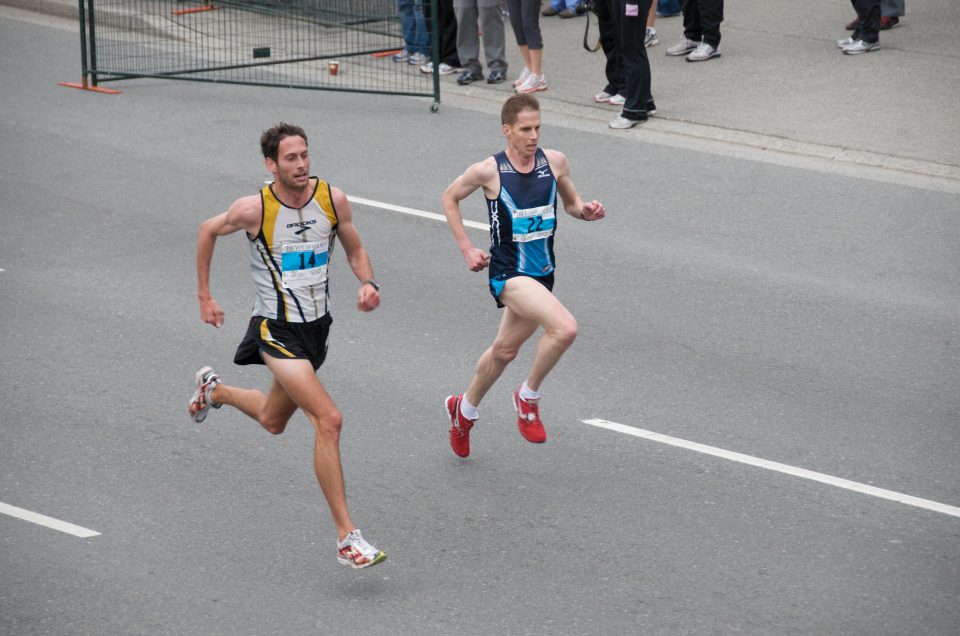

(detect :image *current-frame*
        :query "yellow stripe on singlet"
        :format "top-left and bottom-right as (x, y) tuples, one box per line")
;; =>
(314, 179), (338, 229)
(260, 186), (289, 321)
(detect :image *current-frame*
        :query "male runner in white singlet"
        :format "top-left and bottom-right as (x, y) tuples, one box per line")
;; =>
(190, 123), (386, 569)
(440, 95), (606, 458)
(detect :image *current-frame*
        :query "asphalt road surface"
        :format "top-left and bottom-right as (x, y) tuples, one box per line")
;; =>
(1, 13), (958, 636)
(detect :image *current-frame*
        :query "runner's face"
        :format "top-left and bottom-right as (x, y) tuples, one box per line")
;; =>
(504, 109), (541, 159)
(269, 135), (310, 190)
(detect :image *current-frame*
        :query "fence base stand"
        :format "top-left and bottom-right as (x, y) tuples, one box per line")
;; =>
(58, 81), (122, 94)
(172, 5), (219, 16)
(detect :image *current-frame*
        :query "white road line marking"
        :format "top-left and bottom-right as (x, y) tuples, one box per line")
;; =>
(0, 501), (101, 538)
(582, 418), (960, 519)
(347, 195), (489, 231)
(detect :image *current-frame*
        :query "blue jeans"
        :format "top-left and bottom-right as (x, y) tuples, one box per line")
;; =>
(657, 0), (681, 14)
(398, 0), (429, 55)
(551, 0), (581, 10)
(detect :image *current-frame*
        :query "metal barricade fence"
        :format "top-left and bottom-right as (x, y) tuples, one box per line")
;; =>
(65, 0), (440, 109)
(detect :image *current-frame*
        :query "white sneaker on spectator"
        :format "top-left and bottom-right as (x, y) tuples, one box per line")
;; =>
(686, 41), (720, 62)
(608, 115), (644, 129)
(666, 38), (699, 56)
(408, 52), (429, 65)
(513, 66), (532, 87)
(609, 94), (626, 106)
(594, 90), (613, 103)
(837, 36), (856, 49)
(645, 27), (659, 47)
(842, 39), (880, 55)
(419, 61), (459, 75)
(516, 73), (547, 94)
(391, 49), (410, 62)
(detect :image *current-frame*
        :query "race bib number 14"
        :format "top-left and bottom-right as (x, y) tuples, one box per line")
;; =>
(280, 240), (328, 289)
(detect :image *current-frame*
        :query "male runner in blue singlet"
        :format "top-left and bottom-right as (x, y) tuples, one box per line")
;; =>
(189, 123), (386, 569)
(440, 94), (606, 457)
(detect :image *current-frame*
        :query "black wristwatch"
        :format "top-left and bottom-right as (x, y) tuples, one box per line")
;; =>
(363, 279), (380, 291)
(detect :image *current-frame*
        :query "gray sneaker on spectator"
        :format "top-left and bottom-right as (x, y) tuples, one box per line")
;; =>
(837, 36), (856, 49)
(666, 38), (699, 56)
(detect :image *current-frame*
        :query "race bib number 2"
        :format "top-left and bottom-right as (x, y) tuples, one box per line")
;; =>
(280, 240), (328, 289)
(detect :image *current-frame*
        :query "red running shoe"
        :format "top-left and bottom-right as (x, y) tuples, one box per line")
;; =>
(445, 394), (476, 457)
(513, 389), (547, 443)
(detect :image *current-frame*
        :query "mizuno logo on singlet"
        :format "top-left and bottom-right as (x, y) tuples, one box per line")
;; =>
(536, 167), (550, 179)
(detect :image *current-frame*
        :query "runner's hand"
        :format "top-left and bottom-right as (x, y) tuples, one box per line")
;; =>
(357, 284), (380, 312)
(200, 297), (224, 328)
(581, 200), (605, 221)
(463, 247), (490, 272)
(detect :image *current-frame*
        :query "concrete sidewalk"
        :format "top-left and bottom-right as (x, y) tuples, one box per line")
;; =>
(5, 0), (959, 188)
(447, 0), (960, 186)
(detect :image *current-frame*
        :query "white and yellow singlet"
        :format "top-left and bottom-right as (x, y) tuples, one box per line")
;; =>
(247, 178), (338, 322)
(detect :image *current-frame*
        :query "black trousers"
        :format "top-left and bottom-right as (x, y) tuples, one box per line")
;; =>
(851, 0), (881, 43)
(612, 0), (652, 120)
(595, 0), (622, 96)
(682, 0), (724, 49)
(424, 0), (461, 67)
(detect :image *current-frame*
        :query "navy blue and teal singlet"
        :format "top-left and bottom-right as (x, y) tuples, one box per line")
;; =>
(487, 148), (558, 305)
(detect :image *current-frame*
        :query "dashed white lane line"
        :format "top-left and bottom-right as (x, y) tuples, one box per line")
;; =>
(347, 195), (488, 231)
(0, 501), (101, 538)
(582, 418), (960, 519)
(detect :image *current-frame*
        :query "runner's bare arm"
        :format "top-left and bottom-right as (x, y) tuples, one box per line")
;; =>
(196, 195), (260, 327)
(545, 149), (605, 222)
(331, 187), (380, 312)
(441, 158), (497, 272)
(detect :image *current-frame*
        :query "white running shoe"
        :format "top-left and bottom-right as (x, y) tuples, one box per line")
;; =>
(188, 366), (221, 423)
(666, 37), (699, 56)
(337, 529), (387, 569)
(686, 41), (720, 62)
(837, 36), (856, 49)
(421, 61), (460, 75)
(645, 27), (659, 47)
(408, 52), (429, 65)
(594, 90), (613, 103)
(513, 66), (532, 88)
(842, 39), (880, 55)
(516, 73), (547, 94)
(609, 115), (644, 129)
(608, 93), (626, 106)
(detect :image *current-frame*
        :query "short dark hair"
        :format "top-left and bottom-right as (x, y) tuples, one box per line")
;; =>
(501, 94), (540, 126)
(260, 123), (308, 161)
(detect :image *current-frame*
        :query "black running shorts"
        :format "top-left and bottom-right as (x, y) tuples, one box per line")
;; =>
(488, 272), (555, 308)
(234, 313), (333, 370)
